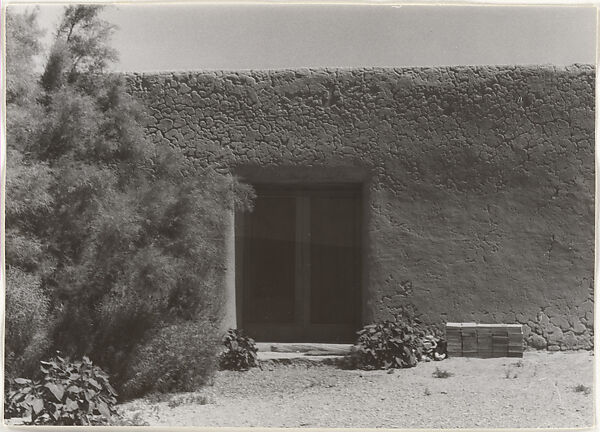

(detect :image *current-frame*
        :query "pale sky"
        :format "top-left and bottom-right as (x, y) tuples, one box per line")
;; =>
(7, 3), (598, 72)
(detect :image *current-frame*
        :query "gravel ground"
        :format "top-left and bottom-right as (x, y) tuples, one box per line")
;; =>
(119, 351), (594, 428)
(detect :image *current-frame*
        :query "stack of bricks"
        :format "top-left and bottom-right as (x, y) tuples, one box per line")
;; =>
(445, 323), (523, 358)
(446, 323), (463, 357)
(461, 323), (478, 357)
(477, 325), (494, 358)
(507, 324), (523, 357)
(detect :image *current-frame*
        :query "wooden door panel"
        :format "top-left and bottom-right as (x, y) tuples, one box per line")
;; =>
(309, 193), (360, 325)
(242, 194), (296, 324)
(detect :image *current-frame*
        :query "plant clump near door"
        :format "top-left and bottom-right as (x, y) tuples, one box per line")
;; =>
(348, 315), (446, 370)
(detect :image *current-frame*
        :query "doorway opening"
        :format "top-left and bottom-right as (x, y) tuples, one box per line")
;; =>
(235, 184), (362, 342)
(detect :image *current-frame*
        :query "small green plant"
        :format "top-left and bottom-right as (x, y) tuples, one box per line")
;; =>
(354, 315), (429, 370)
(574, 384), (592, 396)
(219, 329), (259, 371)
(513, 360), (524, 368)
(5, 354), (118, 425)
(432, 367), (453, 378)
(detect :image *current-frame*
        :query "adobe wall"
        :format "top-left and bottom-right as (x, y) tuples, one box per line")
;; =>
(127, 65), (595, 350)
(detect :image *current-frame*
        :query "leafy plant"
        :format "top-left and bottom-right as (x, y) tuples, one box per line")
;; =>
(353, 315), (429, 370)
(219, 329), (259, 371)
(432, 367), (453, 378)
(5, 355), (118, 425)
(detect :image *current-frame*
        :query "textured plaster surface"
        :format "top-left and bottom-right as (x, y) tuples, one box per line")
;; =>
(127, 65), (595, 349)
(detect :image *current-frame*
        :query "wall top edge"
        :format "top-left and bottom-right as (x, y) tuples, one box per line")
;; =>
(121, 63), (595, 78)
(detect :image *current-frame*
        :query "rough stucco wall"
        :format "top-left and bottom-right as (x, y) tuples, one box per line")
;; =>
(127, 65), (595, 350)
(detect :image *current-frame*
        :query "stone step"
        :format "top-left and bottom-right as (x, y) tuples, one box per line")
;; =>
(257, 351), (346, 366)
(256, 342), (354, 356)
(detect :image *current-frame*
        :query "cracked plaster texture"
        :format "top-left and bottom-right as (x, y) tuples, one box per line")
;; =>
(127, 65), (595, 349)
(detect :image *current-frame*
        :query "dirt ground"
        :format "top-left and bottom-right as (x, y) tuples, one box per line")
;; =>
(119, 351), (595, 428)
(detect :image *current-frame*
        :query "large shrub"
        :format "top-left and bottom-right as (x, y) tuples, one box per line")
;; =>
(4, 267), (52, 378)
(4, 8), (56, 380)
(119, 321), (220, 399)
(4, 5), (255, 397)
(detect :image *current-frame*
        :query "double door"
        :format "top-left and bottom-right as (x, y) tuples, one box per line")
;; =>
(236, 184), (362, 342)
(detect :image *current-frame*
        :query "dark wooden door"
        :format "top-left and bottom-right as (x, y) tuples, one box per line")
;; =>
(236, 185), (361, 342)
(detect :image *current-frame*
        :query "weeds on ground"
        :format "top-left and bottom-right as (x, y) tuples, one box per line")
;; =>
(424, 387), (431, 396)
(110, 411), (150, 426)
(432, 368), (453, 378)
(573, 384), (592, 396)
(504, 368), (518, 379)
(143, 393), (170, 404)
(167, 394), (212, 408)
(142, 391), (212, 407)
(513, 360), (524, 368)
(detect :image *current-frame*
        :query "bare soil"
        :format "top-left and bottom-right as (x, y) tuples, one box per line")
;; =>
(118, 351), (594, 428)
